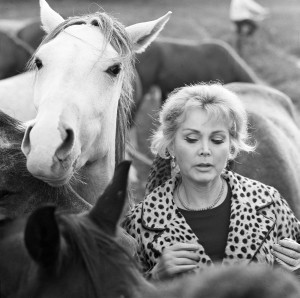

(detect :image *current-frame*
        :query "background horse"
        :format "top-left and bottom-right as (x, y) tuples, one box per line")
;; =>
(1, 160), (300, 298)
(227, 82), (300, 216)
(0, 31), (33, 79)
(135, 37), (263, 103)
(0, 72), (36, 121)
(20, 0), (171, 205)
(144, 83), (300, 218)
(16, 19), (45, 50)
(0, 110), (91, 218)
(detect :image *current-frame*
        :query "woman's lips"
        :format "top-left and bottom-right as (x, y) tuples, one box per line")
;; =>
(196, 163), (213, 170)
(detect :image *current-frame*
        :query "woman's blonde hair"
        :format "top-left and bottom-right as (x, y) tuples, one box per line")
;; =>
(151, 82), (255, 160)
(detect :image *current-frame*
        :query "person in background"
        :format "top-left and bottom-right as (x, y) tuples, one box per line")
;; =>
(123, 83), (300, 280)
(230, 0), (269, 36)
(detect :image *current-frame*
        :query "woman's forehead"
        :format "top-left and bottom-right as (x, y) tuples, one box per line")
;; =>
(181, 108), (231, 128)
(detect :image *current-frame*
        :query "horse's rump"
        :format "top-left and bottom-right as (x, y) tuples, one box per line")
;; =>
(226, 83), (300, 216)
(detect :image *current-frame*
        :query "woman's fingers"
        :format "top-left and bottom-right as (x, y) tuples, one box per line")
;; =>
(167, 243), (199, 252)
(154, 243), (201, 279)
(173, 256), (199, 266)
(273, 249), (299, 267)
(171, 250), (200, 261)
(278, 238), (300, 252)
(167, 264), (198, 276)
(272, 239), (300, 271)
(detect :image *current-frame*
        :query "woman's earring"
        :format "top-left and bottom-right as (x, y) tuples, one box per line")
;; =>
(171, 155), (176, 169)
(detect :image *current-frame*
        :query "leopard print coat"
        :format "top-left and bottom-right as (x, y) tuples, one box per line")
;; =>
(123, 170), (300, 278)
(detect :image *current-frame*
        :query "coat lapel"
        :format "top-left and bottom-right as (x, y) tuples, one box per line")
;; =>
(222, 171), (276, 266)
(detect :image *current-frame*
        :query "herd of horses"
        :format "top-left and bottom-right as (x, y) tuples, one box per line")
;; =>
(1, 0), (300, 296)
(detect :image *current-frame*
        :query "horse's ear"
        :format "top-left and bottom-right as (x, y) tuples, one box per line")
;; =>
(25, 205), (60, 269)
(89, 161), (131, 236)
(126, 11), (172, 54)
(40, 0), (65, 34)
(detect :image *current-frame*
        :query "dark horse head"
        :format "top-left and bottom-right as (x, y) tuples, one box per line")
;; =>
(0, 110), (91, 218)
(0, 160), (142, 298)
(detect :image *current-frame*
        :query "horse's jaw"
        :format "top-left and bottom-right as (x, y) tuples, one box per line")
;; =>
(71, 158), (114, 205)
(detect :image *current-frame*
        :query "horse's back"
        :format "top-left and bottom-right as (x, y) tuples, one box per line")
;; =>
(0, 72), (36, 121)
(226, 83), (300, 216)
(136, 38), (261, 99)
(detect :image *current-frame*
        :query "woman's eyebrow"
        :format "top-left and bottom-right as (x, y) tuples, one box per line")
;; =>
(182, 128), (227, 134)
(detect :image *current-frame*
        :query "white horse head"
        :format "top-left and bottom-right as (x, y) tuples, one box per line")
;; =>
(21, 0), (171, 204)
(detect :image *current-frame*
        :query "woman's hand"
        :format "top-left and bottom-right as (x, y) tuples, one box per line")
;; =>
(151, 243), (200, 280)
(272, 238), (300, 275)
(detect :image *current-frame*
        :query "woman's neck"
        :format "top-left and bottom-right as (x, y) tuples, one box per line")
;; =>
(176, 176), (226, 210)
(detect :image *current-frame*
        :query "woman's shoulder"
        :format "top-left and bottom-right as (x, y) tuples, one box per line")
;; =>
(224, 170), (280, 199)
(125, 176), (176, 220)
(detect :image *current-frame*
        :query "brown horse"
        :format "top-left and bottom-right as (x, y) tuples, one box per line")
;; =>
(145, 83), (300, 218)
(135, 37), (263, 102)
(1, 160), (300, 298)
(0, 31), (33, 79)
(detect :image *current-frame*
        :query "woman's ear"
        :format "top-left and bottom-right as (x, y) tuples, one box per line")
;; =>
(167, 143), (175, 158)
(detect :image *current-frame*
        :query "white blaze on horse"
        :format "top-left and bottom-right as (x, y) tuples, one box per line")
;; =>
(21, 0), (171, 205)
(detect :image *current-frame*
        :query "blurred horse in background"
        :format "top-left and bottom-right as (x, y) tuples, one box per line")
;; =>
(1, 160), (300, 298)
(135, 37), (263, 104)
(0, 31), (33, 79)
(0, 72), (36, 121)
(16, 20), (45, 50)
(145, 83), (300, 217)
(227, 82), (300, 216)
(20, 0), (171, 205)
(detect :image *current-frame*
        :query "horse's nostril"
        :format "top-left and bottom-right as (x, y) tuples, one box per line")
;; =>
(56, 129), (75, 162)
(21, 125), (33, 157)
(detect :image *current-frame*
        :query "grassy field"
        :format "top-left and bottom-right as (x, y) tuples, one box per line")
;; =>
(1, 0), (300, 200)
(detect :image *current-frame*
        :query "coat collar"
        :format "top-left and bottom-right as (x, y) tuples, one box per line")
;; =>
(141, 170), (275, 231)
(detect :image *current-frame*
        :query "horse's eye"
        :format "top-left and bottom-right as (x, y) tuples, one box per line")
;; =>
(106, 64), (121, 77)
(35, 58), (43, 70)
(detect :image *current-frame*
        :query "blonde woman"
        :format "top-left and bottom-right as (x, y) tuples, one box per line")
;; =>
(123, 83), (300, 280)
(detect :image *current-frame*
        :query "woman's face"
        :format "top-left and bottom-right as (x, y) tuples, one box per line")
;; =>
(170, 108), (231, 185)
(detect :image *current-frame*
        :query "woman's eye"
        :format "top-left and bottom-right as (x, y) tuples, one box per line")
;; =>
(106, 64), (121, 76)
(212, 139), (224, 144)
(35, 58), (43, 70)
(185, 137), (197, 143)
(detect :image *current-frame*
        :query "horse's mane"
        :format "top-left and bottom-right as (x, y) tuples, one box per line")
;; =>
(58, 213), (142, 297)
(26, 11), (135, 167)
(0, 110), (25, 150)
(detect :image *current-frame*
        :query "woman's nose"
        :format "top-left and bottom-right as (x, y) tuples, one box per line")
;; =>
(198, 142), (211, 156)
